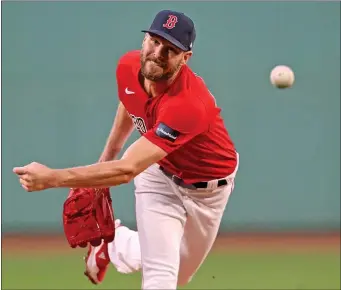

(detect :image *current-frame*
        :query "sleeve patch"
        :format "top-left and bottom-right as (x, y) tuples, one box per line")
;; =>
(155, 123), (180, 142)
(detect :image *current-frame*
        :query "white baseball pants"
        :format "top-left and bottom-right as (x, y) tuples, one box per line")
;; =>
(107, 154), (239, 289)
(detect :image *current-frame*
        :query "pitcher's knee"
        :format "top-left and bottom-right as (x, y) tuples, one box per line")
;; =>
(177, 273), (193, 286)
(143, 266), (178, 289)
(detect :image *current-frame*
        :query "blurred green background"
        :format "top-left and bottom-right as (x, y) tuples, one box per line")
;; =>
(2, 1), (340, 289)
(3, 249), (340, 289)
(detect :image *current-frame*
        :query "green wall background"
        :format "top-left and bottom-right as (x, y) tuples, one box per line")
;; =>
(2, 1), (340, 232)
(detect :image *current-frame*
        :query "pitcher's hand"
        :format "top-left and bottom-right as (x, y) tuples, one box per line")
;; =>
(13, 162), (58, 192)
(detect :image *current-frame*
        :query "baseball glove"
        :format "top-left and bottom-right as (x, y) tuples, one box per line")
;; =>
(62, 187), (115, 248)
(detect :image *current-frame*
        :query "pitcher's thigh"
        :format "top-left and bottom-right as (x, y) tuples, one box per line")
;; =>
(177, 186), (233, 285)
(135, 192), (186, 290)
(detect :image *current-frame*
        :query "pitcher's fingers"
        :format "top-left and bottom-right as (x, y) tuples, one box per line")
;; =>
(19, 178), (30, 187)
(13, 167), (27, 175)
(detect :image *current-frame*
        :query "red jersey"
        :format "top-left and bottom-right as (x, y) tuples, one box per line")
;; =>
(116, 50), (237, 183)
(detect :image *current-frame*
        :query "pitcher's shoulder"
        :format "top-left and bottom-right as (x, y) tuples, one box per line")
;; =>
(117, 50), (140, 67)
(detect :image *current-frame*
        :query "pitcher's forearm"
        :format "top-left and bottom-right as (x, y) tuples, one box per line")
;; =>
(57, 171), (130, 188)
(55, 159), (134, 188)
(54, 136), (168, 189)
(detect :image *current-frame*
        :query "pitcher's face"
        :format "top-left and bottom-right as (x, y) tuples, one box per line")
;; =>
(140, 33), (192, 81)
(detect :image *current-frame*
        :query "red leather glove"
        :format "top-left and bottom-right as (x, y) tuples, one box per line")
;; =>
(62, 187), (115, 248)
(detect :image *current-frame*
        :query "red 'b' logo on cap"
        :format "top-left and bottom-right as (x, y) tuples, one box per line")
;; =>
(163, 15), (178, 29)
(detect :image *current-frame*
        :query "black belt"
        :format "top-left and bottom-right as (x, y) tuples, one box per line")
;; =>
(159, 166), (228, 189)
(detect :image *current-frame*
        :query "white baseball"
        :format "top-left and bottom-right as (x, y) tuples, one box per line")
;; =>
(270, 65), (295, 88)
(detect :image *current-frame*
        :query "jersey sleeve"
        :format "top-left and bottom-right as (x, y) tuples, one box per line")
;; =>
(143, 100), (208, 154)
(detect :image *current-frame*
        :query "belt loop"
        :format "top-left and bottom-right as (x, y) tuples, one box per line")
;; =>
(171, 175), (178, 183)
(206, 179), (218, 190)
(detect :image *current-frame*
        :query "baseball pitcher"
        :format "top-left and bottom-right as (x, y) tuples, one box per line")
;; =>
(13, 10), (240, 290)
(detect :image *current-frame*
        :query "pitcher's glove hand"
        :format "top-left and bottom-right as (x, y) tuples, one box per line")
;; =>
(62, 187), (115, 248)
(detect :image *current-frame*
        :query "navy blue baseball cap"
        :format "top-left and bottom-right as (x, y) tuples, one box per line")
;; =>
(142, 10), (196, 51)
